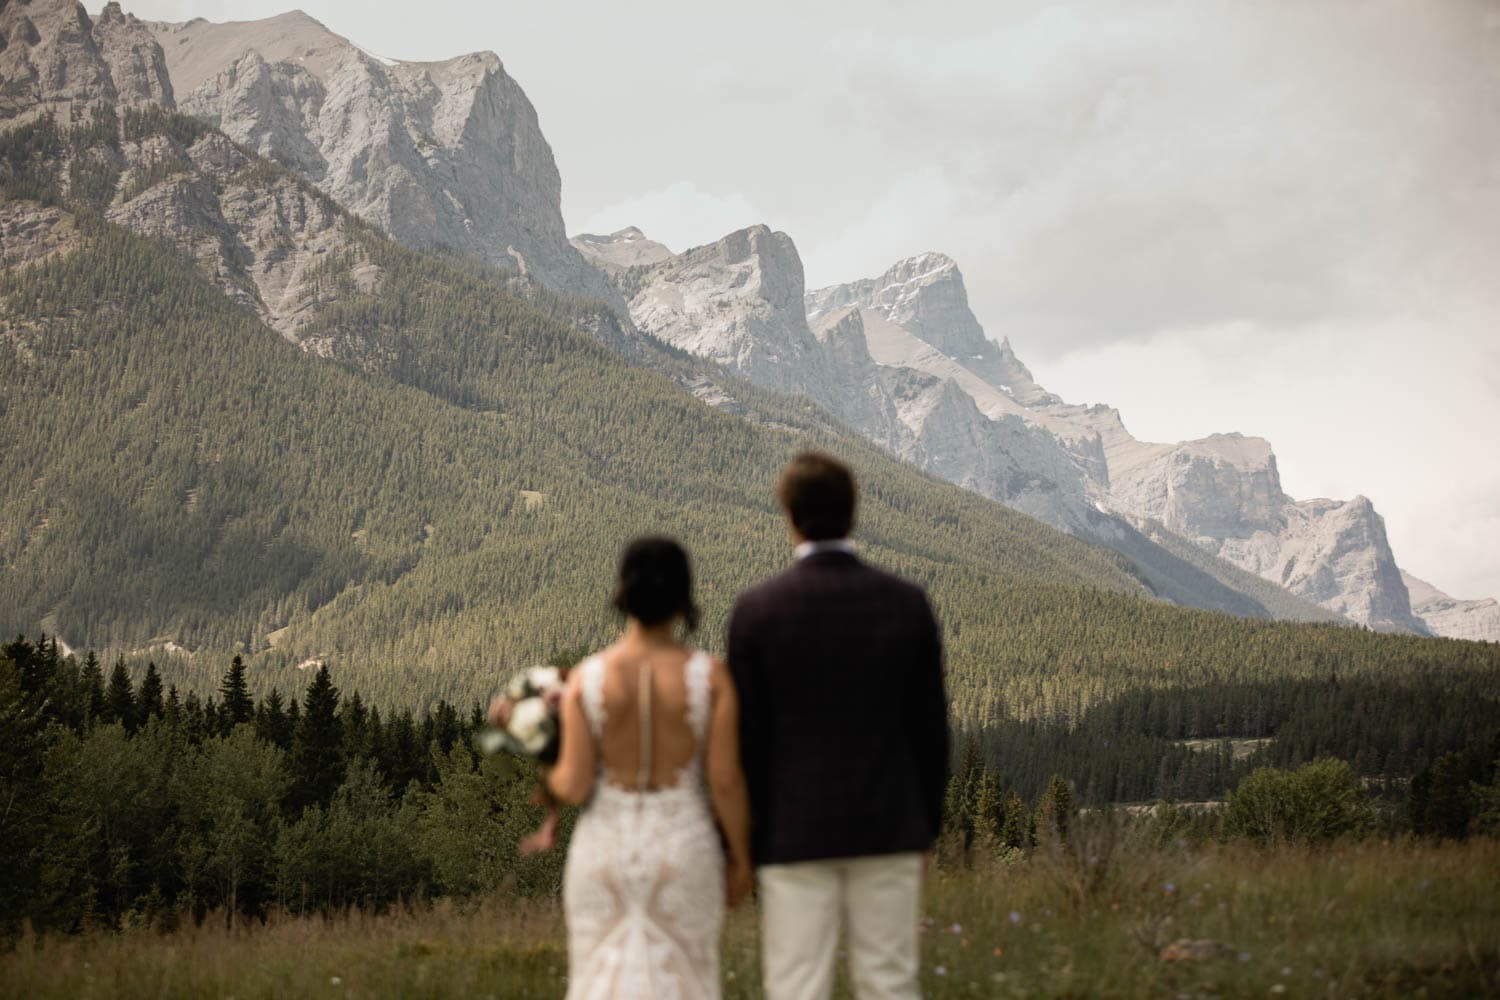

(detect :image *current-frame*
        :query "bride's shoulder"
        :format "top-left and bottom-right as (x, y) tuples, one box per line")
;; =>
(689, 648), (729, 684)
(566, 651), (607, 685)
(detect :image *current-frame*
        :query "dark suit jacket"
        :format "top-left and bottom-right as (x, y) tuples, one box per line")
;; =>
(727, 549), (948, 866)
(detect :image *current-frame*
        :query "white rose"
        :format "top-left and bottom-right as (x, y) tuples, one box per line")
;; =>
(508, 697), (553, 755)
(526, 666), (562, 694)
(504, 672), (531, 701)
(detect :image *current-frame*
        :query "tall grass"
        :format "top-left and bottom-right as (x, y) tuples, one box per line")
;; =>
(3, 836), (1497, 998)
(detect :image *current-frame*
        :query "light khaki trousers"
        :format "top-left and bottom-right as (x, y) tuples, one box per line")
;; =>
(758, 852), (923, 1000)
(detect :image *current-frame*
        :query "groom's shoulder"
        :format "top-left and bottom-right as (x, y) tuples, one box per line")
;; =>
(731, 565), (800, 615)
(863, 561), (932, 607)
(738, 557), (926, 605)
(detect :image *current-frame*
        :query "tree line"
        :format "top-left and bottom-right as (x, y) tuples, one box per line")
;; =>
(7, 631), (1499, 941)
(1, 636), (564, 939)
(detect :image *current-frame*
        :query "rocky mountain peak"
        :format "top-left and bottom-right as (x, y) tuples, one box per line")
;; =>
(810, 306), (875, 369)
(148, 10), (622, 309)
(1, 0), (115, 120)
(799, 248), (1451, 632)
(806, 250), (991, 361)
(626, 224), (818, 387)
(570, 225), (675, 271)
(715, 224), (803, 299)
(1403, 573), (1500, 643)
(92, 1), (174, 108)
(0, 0), (175, 122)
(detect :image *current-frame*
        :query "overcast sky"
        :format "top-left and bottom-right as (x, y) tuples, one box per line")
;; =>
(113, 0), (1500, 601)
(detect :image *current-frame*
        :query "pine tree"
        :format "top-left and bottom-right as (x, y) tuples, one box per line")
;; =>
(164, 685), (182, 728)
(1000, 790), (1032, 850)
(341, 691), (370, 761)
(104, 660), (136, 732)
(220, 655), (254, 730)
(256, 688), (294, 750)
(137, 661), (164, 722)
(291, 666), (345, 812)
(945, 737), (983, 840)
(970, 769), (1003, 848)
(1037, 775), (1076, 843)
(429, 700), (460, 757)
(182, 691), (208, 743)
(80, 652), (106, 722)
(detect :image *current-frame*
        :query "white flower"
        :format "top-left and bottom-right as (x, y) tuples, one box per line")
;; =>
(505, 665), (563, 701)
(476, 730), (509, 756)
(508, 697), (554, 754)
(527, 666), (562, 692)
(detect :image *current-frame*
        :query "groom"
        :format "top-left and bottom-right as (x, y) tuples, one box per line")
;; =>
(729, 451), (949, 1000)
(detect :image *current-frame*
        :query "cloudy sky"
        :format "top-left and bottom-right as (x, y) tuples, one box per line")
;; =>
(115, 0), (1499, 601)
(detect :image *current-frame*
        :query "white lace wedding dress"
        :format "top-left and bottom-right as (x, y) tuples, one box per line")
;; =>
(563, 650), (725, 999)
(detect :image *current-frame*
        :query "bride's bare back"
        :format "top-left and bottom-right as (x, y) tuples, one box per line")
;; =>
(591, 644), (704, 791)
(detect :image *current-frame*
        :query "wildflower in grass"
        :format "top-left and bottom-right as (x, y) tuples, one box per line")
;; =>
(993, 947), (1004, 957)
(1270, 985), (1287, 995)
(1008, 911), (1022, 925)
(1238, 952), (1252, 963)
(1164, 882), (1176, 894)
(934, 965), (947, 976)
(950, 923), (962, 934)
(1281, 966), (1292, 976)
(330, 976), (342, 986)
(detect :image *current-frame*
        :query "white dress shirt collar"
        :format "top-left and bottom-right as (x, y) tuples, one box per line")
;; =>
(794, 538), (856, 560)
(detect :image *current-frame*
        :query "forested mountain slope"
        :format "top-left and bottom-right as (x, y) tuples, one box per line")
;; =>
(6, 208), (1498, 726)
(3, 9), (1496, 728)
(1, 105), (1161, 710)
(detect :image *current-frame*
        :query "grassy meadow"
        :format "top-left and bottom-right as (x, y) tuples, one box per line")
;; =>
(4, 837), (1496, 1000)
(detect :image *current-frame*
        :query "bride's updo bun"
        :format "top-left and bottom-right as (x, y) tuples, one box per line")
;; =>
(612, 536), (700, 632)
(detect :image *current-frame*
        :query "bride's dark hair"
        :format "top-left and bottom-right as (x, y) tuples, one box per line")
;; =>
(612, 536), (700, 632)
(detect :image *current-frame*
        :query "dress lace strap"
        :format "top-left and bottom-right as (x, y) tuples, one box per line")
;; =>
(684, 650), (711, 742)
(637, 659), (652, 789)
(580, 656), (606, 740)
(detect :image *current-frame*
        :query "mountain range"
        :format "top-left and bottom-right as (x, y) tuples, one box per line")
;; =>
(1, 0), (1493, 679)
(583, 226), (1489, 637)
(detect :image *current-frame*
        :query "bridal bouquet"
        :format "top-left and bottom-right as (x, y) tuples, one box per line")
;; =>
(478, 665), (565, 764)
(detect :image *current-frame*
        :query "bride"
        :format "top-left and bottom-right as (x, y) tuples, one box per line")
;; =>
(545, 536), (753, 999)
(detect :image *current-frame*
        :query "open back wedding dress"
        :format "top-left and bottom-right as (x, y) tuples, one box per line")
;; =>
(563, 650), (725, 999)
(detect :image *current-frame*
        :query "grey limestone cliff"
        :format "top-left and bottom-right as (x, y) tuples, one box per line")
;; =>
(1, 0), (170, 122)
(147, 10), (622, 309)
(810, 258), (1437, 633)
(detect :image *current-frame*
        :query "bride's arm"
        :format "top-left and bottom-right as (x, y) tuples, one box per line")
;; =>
(706, 657), (753, 906)
(545, 672), (595, 805)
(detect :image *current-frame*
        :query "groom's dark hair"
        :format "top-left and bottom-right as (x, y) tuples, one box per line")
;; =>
(778, 451), (857, 541)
